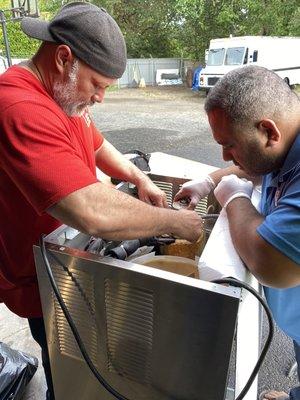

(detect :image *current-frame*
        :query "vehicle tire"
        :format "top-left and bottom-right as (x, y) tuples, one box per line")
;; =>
(205, 89), (210, 96)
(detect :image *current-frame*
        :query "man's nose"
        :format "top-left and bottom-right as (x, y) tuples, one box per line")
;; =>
(92, 89), (105, 103)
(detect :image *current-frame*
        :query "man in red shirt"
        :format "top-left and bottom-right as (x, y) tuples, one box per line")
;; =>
(0, 3), (203, 399)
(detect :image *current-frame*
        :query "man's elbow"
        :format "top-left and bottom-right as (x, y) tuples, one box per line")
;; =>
(249, 254), (300, 289)
(76, 211), (113, 238)
(47, 204), (110, 239)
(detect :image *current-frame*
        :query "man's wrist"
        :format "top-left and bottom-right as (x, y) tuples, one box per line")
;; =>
(223, 193), (252, 208)
(206, 175), (216, 190)
(129, 165), (149, 187)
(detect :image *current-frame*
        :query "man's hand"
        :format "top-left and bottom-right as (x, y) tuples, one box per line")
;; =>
(173, 209), (204, 242)
(214, 174), (253, 208)
(137, 177), (169, 208)
(173, 175), (216, 210)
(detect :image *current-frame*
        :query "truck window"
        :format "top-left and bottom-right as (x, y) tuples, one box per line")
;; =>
(207, 48), (225, 66)
(253, 50), (258, 62)
(225, 47), (245, 65)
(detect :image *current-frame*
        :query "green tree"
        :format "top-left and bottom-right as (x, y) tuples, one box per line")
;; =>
(0, 0), (65, 58)
(174, 0), (300, 61)
(288, 6), (300, 36)
(93, 0), (181, 57)
(239, 0), (299, 36)
(174, 0), (248, 61)
(1, 0), (299, 60)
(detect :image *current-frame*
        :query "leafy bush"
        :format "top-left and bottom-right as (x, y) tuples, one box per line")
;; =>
(1, 22), (39, 57)
(0, 0), (300, 60)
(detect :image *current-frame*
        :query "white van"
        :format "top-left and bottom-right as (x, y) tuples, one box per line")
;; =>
(198, 36), (300, 91)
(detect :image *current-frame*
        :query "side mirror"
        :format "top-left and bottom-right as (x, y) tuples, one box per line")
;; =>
(205, 49), (209, 64)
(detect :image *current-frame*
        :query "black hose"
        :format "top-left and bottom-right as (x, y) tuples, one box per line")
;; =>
(212, 277), (274, 400)
(106, 237), (151, 259)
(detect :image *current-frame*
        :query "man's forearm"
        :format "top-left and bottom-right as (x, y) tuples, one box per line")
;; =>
(95, 139), (149, 185)
(226, 198), (300, 288)
(48, 182), (202, 242)
(226, 198), (264, 268)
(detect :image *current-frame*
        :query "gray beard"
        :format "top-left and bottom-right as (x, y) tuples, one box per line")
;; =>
(52, 60), (89, 117)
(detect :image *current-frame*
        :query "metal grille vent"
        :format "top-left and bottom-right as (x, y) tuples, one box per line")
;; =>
(104, 280), (154, 385)
(52, 264), (98, 365)
(208, 77), (220, 86)
(154, 179), (208, 216)
(152, 180), (173, 205)
(195, 198), (209, 215)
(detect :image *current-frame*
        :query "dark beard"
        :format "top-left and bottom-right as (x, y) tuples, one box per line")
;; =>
(243, 140), (286, 176)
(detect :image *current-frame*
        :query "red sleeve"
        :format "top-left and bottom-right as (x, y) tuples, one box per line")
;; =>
(93, 123), (103, 151)
(0, 101), (99, 215)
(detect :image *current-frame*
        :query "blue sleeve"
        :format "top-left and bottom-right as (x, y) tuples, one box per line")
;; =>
(257, 167), (300, 264)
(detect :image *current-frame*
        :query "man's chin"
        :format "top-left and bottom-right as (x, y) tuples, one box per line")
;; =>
(236, 165), (261, 177)
(76, 103), (95, 114)
(64, 104), (88, 117)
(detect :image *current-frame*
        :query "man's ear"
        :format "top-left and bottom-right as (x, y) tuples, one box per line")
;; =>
(55, 45), (73, 74)
(257, 119), (281, 148)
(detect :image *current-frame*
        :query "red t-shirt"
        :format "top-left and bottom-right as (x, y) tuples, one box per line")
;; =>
(0, 66), (103, 317)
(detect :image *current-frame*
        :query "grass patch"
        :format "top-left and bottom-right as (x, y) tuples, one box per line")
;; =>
(293, 84), (300, 94)
(106, 84), (120, 92)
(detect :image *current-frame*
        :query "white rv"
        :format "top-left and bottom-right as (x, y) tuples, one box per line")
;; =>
(198, 36), (300, 91)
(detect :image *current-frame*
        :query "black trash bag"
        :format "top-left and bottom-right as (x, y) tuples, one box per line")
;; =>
(0, 342), (38, 400)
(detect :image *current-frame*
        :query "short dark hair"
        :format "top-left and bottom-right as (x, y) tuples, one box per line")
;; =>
(205, 66), (299, 128)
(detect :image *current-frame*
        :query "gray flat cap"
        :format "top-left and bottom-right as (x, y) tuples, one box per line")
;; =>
(21, 1), (127, 78)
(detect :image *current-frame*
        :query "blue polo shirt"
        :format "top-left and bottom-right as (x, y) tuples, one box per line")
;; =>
(257, 134), (300, 343)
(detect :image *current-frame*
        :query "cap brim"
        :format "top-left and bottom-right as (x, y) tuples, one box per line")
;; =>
(21, 17), (56, 42)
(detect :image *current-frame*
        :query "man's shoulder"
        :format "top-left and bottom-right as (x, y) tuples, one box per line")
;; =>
(0, 66), (55, 110)
(0, 65), (32, 89)
(0, 66), (68, 125)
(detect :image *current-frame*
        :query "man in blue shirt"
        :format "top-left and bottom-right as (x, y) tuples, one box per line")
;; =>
(175, 65), (300, 400)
